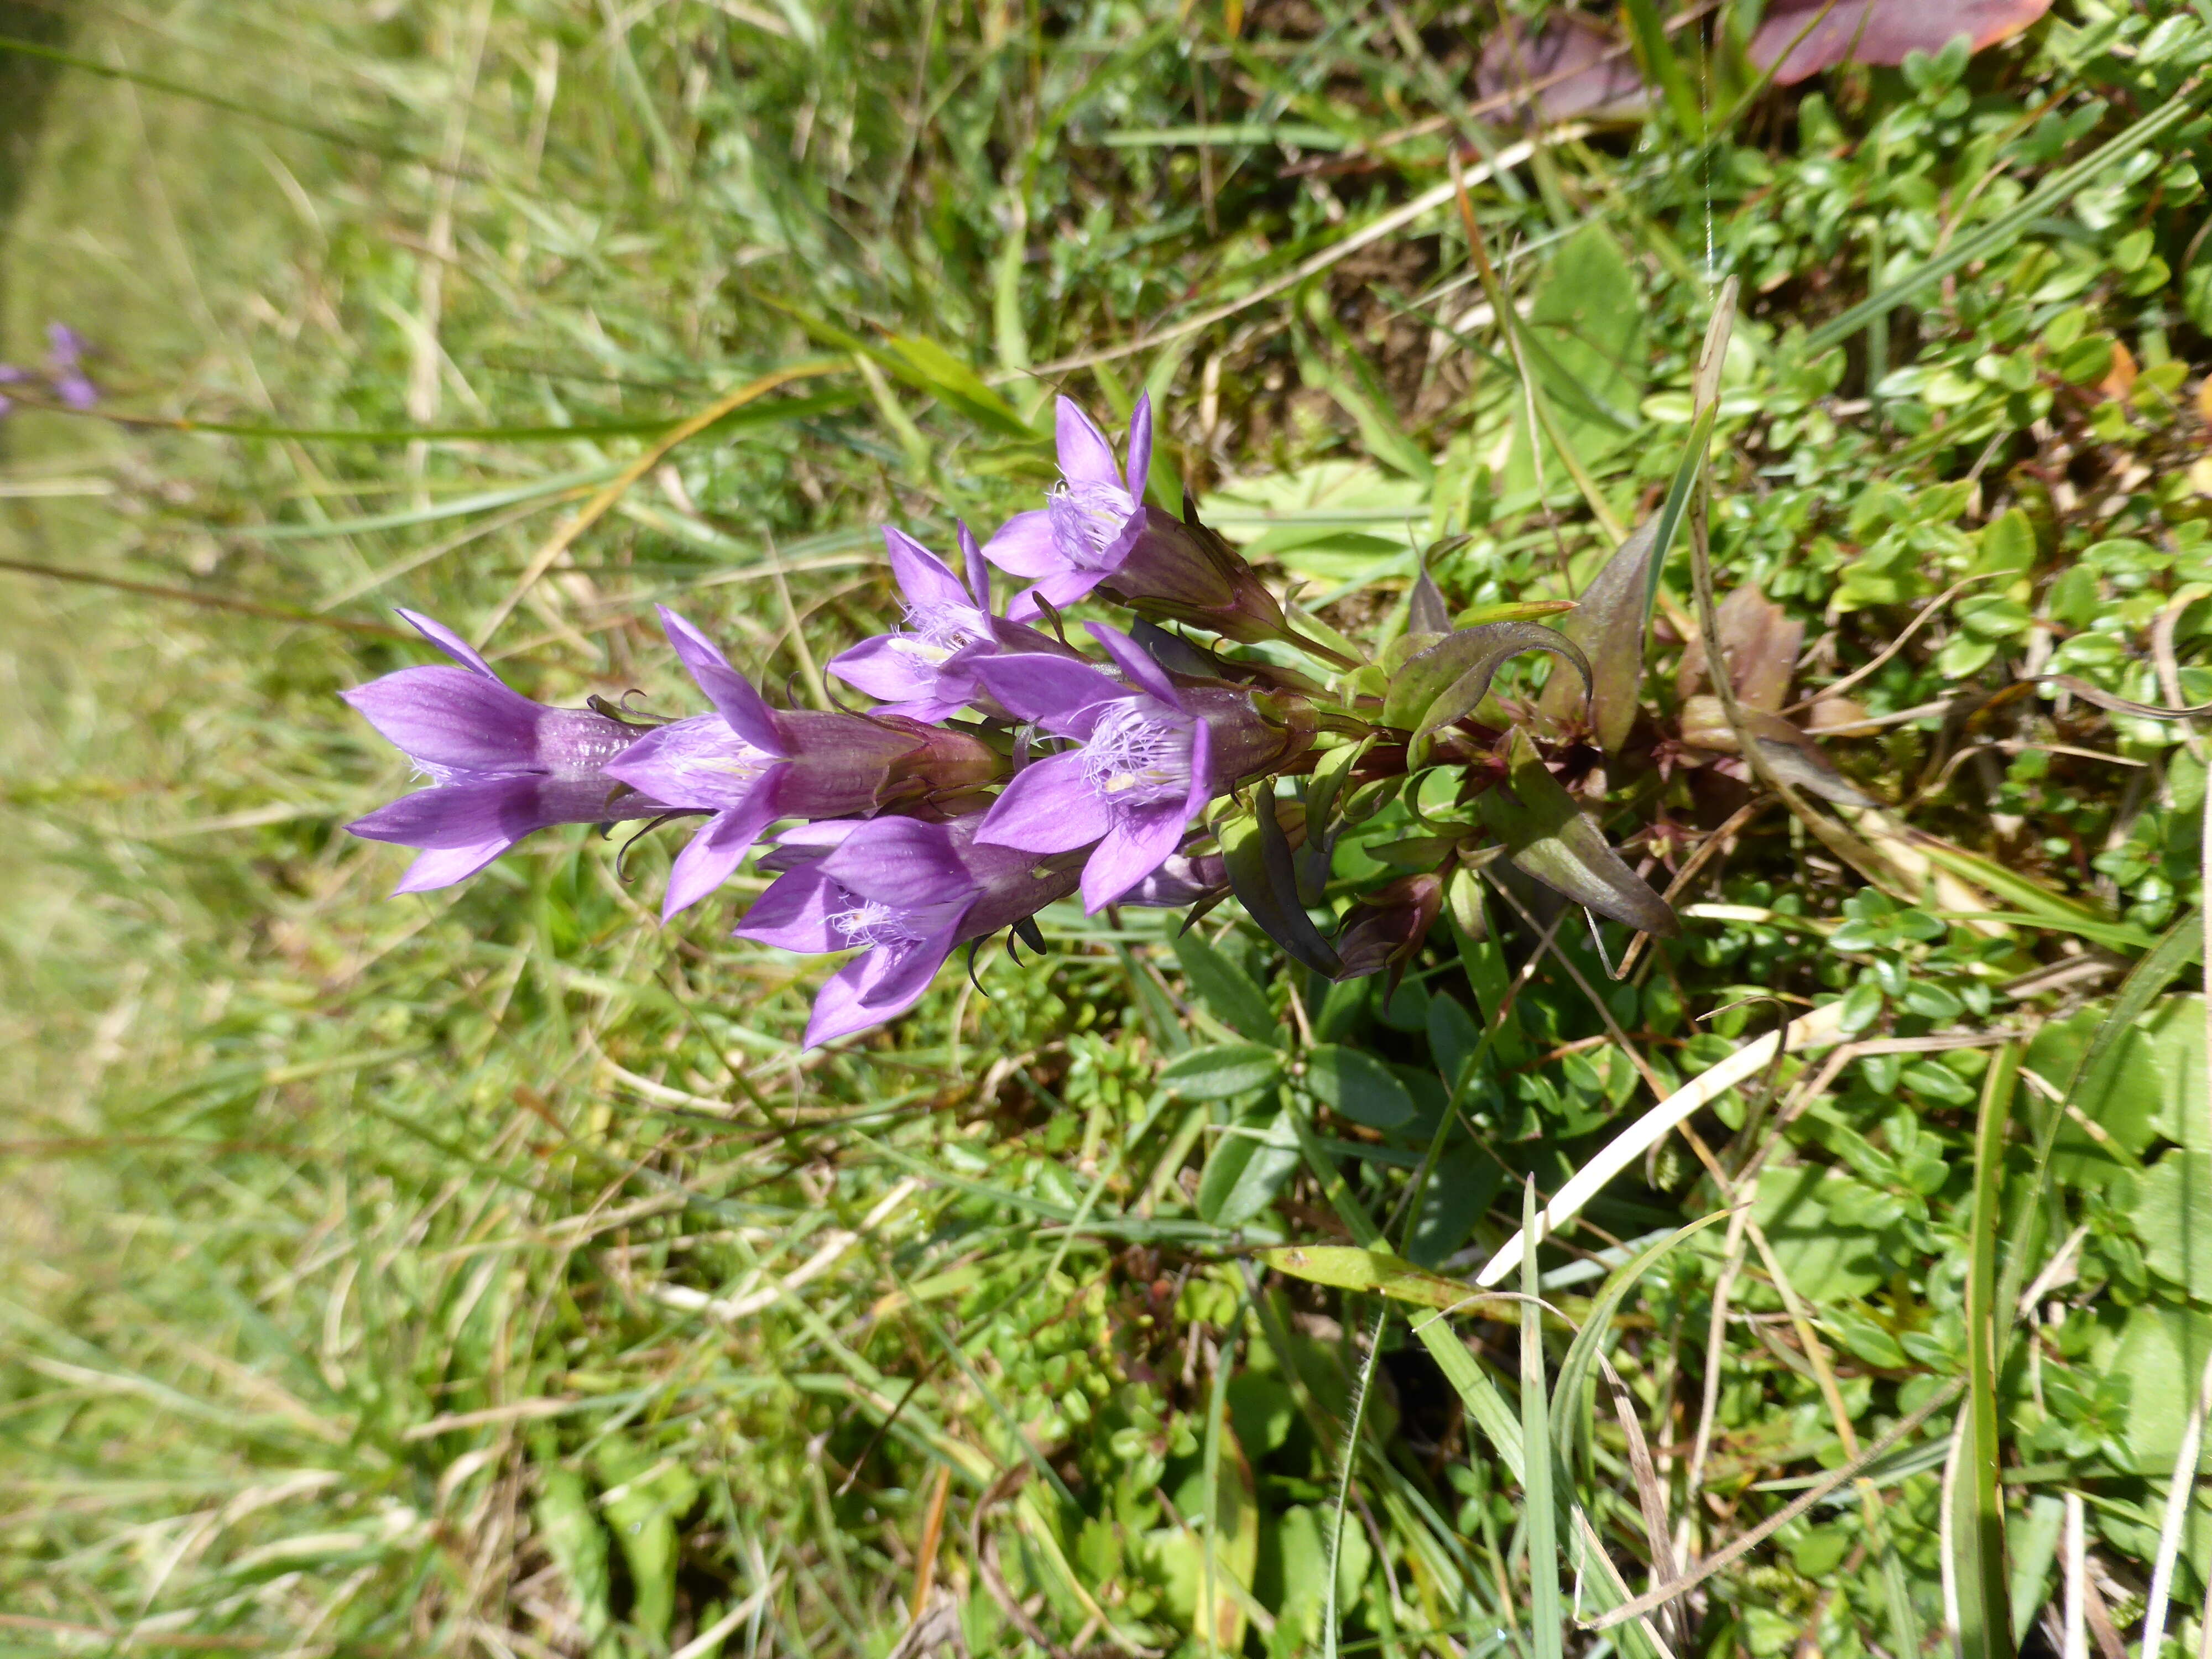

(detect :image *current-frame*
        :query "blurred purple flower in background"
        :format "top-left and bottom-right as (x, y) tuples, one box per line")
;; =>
(738, 815), (1088, 1046)
(46, 324), (97, 410)
(343, 611), (662, 894)
(607, 607), (1001, 918)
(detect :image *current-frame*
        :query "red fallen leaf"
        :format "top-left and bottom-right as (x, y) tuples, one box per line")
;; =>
(1475, 13), (1650, 124)
(1749, 0), (2052, 84)
(1676, 584), (1804, 714)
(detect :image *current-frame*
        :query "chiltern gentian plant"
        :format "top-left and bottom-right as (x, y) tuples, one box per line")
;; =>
(341, 394), (1677, 1047)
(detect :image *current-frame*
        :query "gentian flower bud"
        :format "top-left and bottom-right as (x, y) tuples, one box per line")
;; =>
(1121, 849), (1231, 908)
(827, 523), (1071, 721)
(972, 622), (1308, 912)
(1332, 873), (1447, 992)
(342, 609), (664, 893)
(604, 607), (1001, 919)
(737, 815), (1088, 1047)
(982, 397), (1293, 648)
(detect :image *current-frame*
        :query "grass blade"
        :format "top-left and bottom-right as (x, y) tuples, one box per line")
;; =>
(1522, 1179), (1564, 1659)
(1957, 1043), (2021, 1659)
(1995, 911), (2205, 1336)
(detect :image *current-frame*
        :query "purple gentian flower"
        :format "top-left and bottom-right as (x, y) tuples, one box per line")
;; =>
(0, 364), (22, 418)
(983, 395), (1297, 646)
(343, 610), (661, 894)
(737, 815), (1088, 1047)
(604, 607), (1000, 919)
(984, 396), (1159, 617)
(972, 622), (1296, 912)
(826, 525), (998, 721)
(45, 324), (96, 410)
(825, 524), (1070, 721)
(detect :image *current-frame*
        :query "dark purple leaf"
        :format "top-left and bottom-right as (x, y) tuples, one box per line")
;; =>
(1477, 731), (1678, 936)
(1538, 518), (1660, 753)
(1476, 14), (1651, 123)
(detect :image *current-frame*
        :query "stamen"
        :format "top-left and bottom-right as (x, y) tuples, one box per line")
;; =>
(1047, 478), (1138, 572)
(1079, 700), (1192, 807)
(900, 600), (979, 653)
(831, 898), (928, 952)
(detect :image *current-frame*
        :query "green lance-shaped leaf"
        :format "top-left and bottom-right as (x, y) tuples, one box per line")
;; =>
(1259, 1244), (1485, 1311)
(1301, 1044), (1416, 1128)
(1159, 1043), (1286, 1100)
(1384, 622), (1593, 765)
(1197, 1100), (1301, 1226)
(1296, 743), (1365, 906)
(1171, 929), (1285, 1044)
(1538, 401), (1717, 753)
(1539, 518), (1660, 753)
(1477, 729), (1679, 936)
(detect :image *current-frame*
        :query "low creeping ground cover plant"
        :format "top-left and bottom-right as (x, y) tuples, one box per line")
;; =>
(14, 0), (2212, 1655)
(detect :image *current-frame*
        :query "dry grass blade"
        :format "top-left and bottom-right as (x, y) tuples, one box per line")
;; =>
(1584, 1378), (1966, 1631)
(1478, 999), (1848, 1286)
(476, 359), (844, 640)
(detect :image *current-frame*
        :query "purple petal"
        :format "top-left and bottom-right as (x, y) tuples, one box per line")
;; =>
(973, 653), (1126, 727)
(735, 865), (843, 952)
(802, 924), (964, 1046)
(343, 666), (544, 774)
(1055, 397), (1121, 488)
(54, 372), (98, 410)
(855, 921), (966, 1008)
(603, 716), (779, 811)
(1081, 801), (1194, 912)
(658, 606), (789, 756)
(883, 526), (970, 612)
(827, 634), (962, 707)
(975, 753), (1115, 854)
(1088, 621), (1183, 707)
(1185, 714), (1215, 818)
(778, 819), (866, 851)
(1125, 393), (1154, 503)
(663, 792), (783, 919)
(958, 521), (992, 611)
(394, 608), (500, 679)
(821, 818), (978, 909)
(1005, 568), (1109, 620)
(348, 775), (547, 850)
(982, 508), (1063, 579)
(395, 841), (512, 893)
